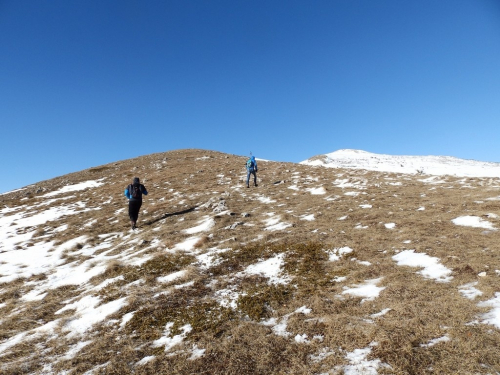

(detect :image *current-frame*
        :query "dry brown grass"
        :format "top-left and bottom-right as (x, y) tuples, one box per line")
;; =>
(1, 149), (500, 374)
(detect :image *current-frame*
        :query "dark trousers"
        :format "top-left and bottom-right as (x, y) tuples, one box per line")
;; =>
(128, 200), (142, 223)
(246, 170), (257, 186)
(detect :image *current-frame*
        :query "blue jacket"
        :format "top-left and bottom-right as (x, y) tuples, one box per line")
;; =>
(246, 156), (258, 172)
(125, 184), (148, 200)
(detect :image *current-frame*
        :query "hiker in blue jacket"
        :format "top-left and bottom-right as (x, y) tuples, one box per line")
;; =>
(124, 177), (148, 229)
(246, 156), (258, 188)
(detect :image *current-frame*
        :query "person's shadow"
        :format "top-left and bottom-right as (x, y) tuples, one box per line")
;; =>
(144, 206), (197, 226)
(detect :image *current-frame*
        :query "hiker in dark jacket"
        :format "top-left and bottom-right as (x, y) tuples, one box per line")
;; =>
(246, 156), (258, 188)
(124, 177), (148, 229)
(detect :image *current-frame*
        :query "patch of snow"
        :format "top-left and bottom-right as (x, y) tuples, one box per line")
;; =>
(174, 236), (201, 251)
(458, 282), (483, 300)
(295, 306), (311, 314)
(63, 340), (92, 359)
(452, 216), (495, 230)
(41, 179), (105, 197)
(420, 335), (450, 348)
(153, 323), (192, 352)
(371, 308), (391, 318)
(342, 278), (385, 303)
(392, 250), (452, 282)
(189, 344), (206, 360)
(136, 356), (156, 366)
(120, 312), (135, 329)
(157, 270), (187, 283)
(300, 214), (315, 221)
(478, 292), (500, 329)
(56, 296), (127, 337)
(339, 342), (390, 375)
(295, 334), (309, 343)
(239, 254), (290, 285)
(306, 187), (326, 195)
(344, 191), (359, 196)
(310, 347), (335, 363)
(328, 247), (353, 261)
(256, 195), (276, 204)
(184, 216), (215, 234)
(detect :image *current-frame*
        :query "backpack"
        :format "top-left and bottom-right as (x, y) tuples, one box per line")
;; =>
(129, 184), (141, 199)
(246, 159), (255, 171)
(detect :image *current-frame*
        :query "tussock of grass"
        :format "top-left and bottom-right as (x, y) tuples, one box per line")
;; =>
(237, 282), (293, 321)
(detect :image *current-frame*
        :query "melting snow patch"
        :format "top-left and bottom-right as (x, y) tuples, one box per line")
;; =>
(300, 214), (315, 221)
(153, 323), (192, 352)
(392, 250), (452, 282)
(265, 317), (291, 337)
(452, 216), (495, 230)
(214, 287), (241, 309)
(371, 308), (391, 318)
(340, 342), (390, 375)
(384, 223), (396, 229)
(357, 260), (371, 266)
(63, 340), (92, 359)
(41, 179), (105, 197)
(120, 312), (135, 329)
(295, 306), (312, 314)
(184, 216), (215, 234)
(56, 296), (127, 337)
(310, 347), (335, 363)
(338, 215), (348, 220)
(478, 292), (500, 329)
(157, 270), (187, 283)
(263, 214), (292, 231)
(458, 282), (483, 300)
(306, 187), (326, 195)
(359, 204), (372, 209)
(328, 247), (353, 261)
(257, 195), (276, 204)
(239, 253), (290, 285)
(189, 344), (206, 360)
(196, 247), (229, 269)
(174, 236), (201, 251)
(136, 356), (156, 366)
(295, 334), (309, 343)
(420, 335), (450, 348)
(344, 191), (359, 196)
(342, 278), (385, 303)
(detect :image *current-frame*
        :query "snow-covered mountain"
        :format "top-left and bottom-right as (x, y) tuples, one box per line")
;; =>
(301, 149), (500, 178)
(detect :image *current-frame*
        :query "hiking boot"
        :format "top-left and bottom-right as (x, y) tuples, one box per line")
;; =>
(254, 184), (258, 187)
(246, 185), (249, 188)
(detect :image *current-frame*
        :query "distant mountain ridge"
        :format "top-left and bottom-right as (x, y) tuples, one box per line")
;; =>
(300, 149), (500, 178)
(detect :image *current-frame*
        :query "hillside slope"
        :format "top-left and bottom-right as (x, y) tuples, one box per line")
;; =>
(1, 149), (500, 374)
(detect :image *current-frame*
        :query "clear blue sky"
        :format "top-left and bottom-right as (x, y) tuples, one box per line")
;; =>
(2, 0), (500, 193)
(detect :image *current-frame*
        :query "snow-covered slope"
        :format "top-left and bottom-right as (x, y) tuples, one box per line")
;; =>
(301, 149), (500, 177)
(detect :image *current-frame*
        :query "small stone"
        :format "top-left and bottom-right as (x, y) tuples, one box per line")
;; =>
(478, 272), (487, 277)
